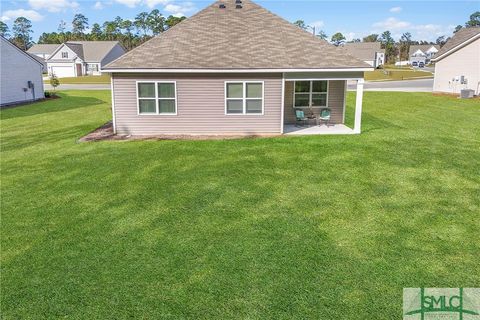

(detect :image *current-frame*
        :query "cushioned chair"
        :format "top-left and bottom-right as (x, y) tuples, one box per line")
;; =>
(318, 108), (331, 126)
(295, 109), (307, 127)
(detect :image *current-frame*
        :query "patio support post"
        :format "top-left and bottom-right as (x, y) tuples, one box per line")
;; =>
(353, 78), (364, 134)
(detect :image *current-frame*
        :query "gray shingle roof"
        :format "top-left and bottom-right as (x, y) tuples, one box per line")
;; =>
(342, 42), (384, 61)
(66, 41), (120, 62)
(433, 27), (480, 61)
(27, 44), (61, 55)
(104, 0), (369, 70)
(408, 44), (440, 57)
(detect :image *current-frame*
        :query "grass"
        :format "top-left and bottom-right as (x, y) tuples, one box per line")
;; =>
(365, 69), (433, 81)
(1, 91), (479, 319)
(44, 74), (111, 84)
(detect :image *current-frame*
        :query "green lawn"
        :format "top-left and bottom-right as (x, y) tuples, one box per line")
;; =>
(1, 91), (479, 319)
(44, 74), (111, 84)
(365, 69), (433, 81)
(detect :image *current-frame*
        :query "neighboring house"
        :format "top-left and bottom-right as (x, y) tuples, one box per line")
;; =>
(409, 44), (440, 65)
(103, 0), (372, 136)
(46, 41), (125, 78)
(1, 36), (44, 107)
(27, 44), (61, 71)
(432, 27), (480, 95)
(343, 42), (385, 68)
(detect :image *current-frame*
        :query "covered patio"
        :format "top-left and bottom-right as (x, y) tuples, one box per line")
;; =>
(281, 72), (365, 135)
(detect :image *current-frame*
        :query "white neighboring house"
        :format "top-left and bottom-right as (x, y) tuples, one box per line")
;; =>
(432, 27), (480, 95)
(409, 45), (440, 65)
(27, 44), (61, 71)
(0, 36), (44, 107)
(343, 42), (385, 68)
(46, 41), (125, 78)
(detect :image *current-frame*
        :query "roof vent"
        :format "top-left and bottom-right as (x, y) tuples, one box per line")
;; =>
(235, 0), (242, 3)
(219, 3), (226, 8)
(235, 4), (242, 9)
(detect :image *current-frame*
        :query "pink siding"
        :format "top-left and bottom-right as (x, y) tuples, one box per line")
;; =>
(283, 80), (346, 125)
(112, 73), (283, 135)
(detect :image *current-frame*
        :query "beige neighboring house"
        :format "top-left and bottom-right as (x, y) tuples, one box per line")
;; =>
(409, 44), (440, 65)
(27, 43), (61, 70)
(1, 36), (44, 107)
(103, 0), (372, 136)
(343, 42), (385, 68)
(46, 41), (125, 78)
(432, 27), (480, 95)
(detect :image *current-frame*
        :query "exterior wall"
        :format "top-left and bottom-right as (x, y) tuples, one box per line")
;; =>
(100, 44), (126, 69)
(112, 73), (283, 135)
(283, 80), (346, 125)
(433, 38), (480, 94)
(0, 38), (44, 106)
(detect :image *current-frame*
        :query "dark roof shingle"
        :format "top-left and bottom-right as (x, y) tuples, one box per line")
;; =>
(433, 27), (480, 61)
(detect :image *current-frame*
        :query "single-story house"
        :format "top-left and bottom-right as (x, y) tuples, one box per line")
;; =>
(343, 42), (385, 68)
(46, 41), (125, 78)
(432, 27), (480, 95)
(27, 43), (61, 71)
(409, 44), (440, 65)
(1, 36), (44, 107)
(102, 0), (372, 136)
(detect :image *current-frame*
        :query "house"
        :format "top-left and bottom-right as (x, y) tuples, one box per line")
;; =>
(409, 44), (440, 65)
(27, 43), (61, 71)
(102, 0), (372, 136)
(1, 36), (44, 107)
(46, 41), (125, 78)
(343, 42), (385, 68)
(432, 27), (480, 95)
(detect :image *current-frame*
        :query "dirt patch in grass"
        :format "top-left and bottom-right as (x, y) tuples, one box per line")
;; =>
(79, 121), (279, 142)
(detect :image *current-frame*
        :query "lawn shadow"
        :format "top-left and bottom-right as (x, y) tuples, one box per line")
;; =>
(0, 95), (106, 120)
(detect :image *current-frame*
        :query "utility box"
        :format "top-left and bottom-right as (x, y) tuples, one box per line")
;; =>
(460, 89), (475, 99)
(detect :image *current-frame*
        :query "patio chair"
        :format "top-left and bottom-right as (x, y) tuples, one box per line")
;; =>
(318, 108), (331, 126)
(295, 109), (307, 127)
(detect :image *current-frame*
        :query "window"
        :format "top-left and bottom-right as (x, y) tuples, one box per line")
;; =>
(137, 82), (177, 115)
(87, 64), (99, 71)
(61, 52), (68, 58)
(294, 81), (328, 108)
(225, 81), (263, 115)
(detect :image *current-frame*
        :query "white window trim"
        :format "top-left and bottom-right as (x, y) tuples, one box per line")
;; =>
(293, 80), (329, 109)
(136, 81), (177, 116)
(224, 81), (265, 115)
(61, 52), (68, 58)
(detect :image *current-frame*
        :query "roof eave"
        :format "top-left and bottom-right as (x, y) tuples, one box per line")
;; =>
(101, 67), (374, 73)
(432, 33), (480, 62)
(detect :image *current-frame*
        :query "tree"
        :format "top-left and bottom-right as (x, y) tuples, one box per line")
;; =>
(399, 32), (412, 61)
(12, 17), (33, 50)
(103, 21), (118, 40)
(134, 12), (150, 36)
(349, 38), (361, 43)
(316, 30), (328, 40)
(0, 21), (10, 38)
(293, 20), (307, 30)
(465, 11), (480, 27)
(72, 14), (89, 36)
(436, 36), (447, 46)
(49, 73), (60, 91)
(380, 31), (396, 63)
(165, 15), (185, 30)
(57, 20), (67, 42)
(363, 34), (379, 42)
(147, 9), (165, 35)
(90, 23), (102, 40)
(454, 25), (463, 33)
(330, 32), (346, 46)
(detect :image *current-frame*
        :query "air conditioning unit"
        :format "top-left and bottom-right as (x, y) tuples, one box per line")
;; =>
(460, 89), (474, 99)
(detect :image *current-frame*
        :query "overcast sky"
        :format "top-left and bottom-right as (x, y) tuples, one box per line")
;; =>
(1, 0), (478, 42)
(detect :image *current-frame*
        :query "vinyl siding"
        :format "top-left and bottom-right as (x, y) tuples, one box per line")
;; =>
(283, 80), (346, 125)
(433, 38), (480, 94)
(113, 73), (283, 135)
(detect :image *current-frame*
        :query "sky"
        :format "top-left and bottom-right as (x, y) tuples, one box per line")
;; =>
(1, 0), (478, 42)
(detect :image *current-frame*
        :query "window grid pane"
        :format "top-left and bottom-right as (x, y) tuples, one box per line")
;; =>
(159, 99), (176, 113)
(312, 81), (328, 93)
(246, 100), (262, 113)
(295, 81), (310, 93)
(158, 83), (175, 98)
(246, 83), (262, 98)
(138, 83), (156, 98)
(227, 83), (243, 98)
(294, 93), (310, 107)
(139, 99), (156, 113)
(227, 100), (243, 113)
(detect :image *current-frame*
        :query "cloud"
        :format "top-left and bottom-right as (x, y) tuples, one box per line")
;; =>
(372, 17), (454, 41)
(164, 2), (196, 17)
(309, 20), (324, 29)
(114, 0), (142, 8)
(389, 6), (402, 13)
(372, 17), (411, 30)
(29, 0), (79, 12)
(0, 9), (44, 22)
(145, 0), (171, 8)
(93, 1), (104, 9)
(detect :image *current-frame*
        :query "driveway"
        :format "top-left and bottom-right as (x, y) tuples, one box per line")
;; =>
(348, 79), (433, 92)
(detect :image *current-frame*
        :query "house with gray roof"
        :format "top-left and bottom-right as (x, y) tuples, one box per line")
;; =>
(409, 44), (440, 65)
(46, 41), (125, 78)
(343, 42), (385, 68)
(432, 27), (480, 95)
(102, 0), (372, 136)
(27, 43), (61, 70)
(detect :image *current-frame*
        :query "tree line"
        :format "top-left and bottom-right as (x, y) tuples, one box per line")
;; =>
(293, 11), (480, 64)
(0, 10), (186, 51)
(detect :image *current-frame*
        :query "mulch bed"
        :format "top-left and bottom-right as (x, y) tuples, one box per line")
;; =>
(78, 122), (279, 142)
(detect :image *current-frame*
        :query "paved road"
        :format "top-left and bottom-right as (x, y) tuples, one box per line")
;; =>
(348, 78), (433, 92)
(46, 78), (434, 93)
